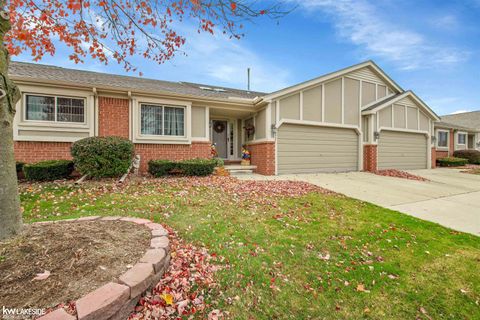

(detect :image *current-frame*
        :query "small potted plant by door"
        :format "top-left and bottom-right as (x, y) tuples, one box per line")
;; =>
(241, 145), (251, 166)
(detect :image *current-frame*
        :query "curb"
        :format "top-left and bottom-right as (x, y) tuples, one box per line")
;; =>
(36, 216), (170, 320)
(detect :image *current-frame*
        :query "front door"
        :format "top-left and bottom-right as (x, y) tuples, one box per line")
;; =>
(212, 120), (228, 158)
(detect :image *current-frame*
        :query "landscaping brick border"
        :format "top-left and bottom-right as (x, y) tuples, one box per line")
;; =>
(36, 216), (170, 320)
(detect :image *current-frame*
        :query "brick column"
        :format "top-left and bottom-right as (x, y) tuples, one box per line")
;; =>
(246, 141), (275, 175)
(363, 144), (377, 172)
(431, 147), (436, 169)
(98, 97), (130, 138)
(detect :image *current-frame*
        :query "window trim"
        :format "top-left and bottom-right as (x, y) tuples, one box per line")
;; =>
(139, 103), (186, 137)
(23, 93), (87, 125)
(132, 96), (192, 144)
(457, 131), (467, 146)
(436, 129), (449, 149)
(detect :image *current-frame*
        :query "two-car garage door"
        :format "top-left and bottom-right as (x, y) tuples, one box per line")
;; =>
(378, 131), (428, 170)
(277, 124), (359, 174)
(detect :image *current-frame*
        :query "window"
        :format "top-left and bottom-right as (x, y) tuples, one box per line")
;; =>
(140, 104), (185, 136)
(26, 94), (85, 123)
(437, 131), (448, 148)
(458, 133), (466, 145)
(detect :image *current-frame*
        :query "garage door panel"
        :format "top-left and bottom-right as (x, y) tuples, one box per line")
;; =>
(277, 124), (359, 174)
(378, 131), (427, 170)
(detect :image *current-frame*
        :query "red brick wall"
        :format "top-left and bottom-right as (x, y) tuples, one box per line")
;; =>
(135, 142), (211, 173)
(98, 97), (130, 138)
(363, 144), (377, 172)
(435, 150), (448, 160)
(14, 141), (72, 163)
(247, 141), (275, 175)
(431, 147), (437, 169)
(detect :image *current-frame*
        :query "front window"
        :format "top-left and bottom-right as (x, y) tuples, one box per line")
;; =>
(140, 104), (185, 136)
(437, 131), (448, 148)
(26, 94), (85, 123)
(458, 133), (466, 145)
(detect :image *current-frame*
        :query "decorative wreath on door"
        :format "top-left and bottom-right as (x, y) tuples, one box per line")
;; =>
(213, 121), (226, 133)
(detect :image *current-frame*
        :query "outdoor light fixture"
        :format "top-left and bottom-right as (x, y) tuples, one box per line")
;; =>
(271, 124), (277, 136)
(431, 136), (437, 143)
(374, 131), (380, 140)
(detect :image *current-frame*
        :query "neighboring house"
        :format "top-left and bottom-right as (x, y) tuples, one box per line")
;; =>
(433, 111), (480, 159)
(9, 60), (440, 175)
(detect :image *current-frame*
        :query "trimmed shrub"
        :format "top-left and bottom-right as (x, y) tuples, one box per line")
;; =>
(148, 160), (176, 177)
(71, 136), (134, 178)
(16, 162), (25, 179)
(453, 150), (480, 164)
(212, 157), (224, 167)
(16, 162), (25, 174)
(177, 158), (216, 176)
(148, 158), (216, 177)
(437, 157), (468, 167)
(23, 160), (74, 181)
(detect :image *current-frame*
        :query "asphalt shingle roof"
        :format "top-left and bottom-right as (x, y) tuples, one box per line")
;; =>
(9, 61), (266, 101)
(440, 111), (480, 130)
(362, 93), (401, 111)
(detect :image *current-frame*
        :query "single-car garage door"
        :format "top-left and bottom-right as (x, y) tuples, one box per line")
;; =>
(277, 124), (359, 174)
(378, 131), (427, 170)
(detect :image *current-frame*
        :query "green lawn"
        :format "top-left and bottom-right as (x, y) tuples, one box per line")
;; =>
(20, 177), (480, 319)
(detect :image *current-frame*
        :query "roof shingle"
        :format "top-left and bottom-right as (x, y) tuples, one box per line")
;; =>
(9, 61), (265, 101)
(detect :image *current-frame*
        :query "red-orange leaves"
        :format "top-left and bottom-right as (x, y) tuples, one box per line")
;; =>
(230, 2), (237, 11)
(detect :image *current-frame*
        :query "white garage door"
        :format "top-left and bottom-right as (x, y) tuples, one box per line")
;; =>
(277, 124), (359, 174)
(378, 131), (427, 170)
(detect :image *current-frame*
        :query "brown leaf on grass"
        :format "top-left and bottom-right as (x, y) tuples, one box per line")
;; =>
(356, 284), (366, 292)
(33, 270), (51, 280)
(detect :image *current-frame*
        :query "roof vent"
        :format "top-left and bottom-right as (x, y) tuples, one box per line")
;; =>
(199, 86), (227, 93)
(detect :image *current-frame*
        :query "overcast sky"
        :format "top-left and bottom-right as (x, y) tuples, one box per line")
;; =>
(15, 0), (480, 115)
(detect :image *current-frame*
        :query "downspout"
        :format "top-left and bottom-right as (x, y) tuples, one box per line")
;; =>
(127, 91), (133, 141)
(92, 87), (98, 136)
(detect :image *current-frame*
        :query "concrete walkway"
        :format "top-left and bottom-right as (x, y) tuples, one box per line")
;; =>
(239, 169), (480, 236)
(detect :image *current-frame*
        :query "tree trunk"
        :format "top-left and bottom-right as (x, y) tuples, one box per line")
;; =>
(0, 7), (22, 240)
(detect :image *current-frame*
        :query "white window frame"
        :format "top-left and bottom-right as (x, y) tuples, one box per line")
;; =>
(139, 103), (186, 137)
(132, 96), (191, 144)
(23, 93), (87, 125)
(436, 129), (449, 149)
(457, 132), (467, 145)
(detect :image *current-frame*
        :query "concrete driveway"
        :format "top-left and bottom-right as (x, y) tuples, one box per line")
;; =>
(242, 169), (480, 236)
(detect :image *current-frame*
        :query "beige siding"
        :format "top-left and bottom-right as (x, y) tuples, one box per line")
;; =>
(191, 106), (206, 138)
(361, 81), (376, 106)
(393, 104), (406, 128)
(377, 85), (387, 99)
(379, 106), (392, 127)
(348, 66), (384, 83)
(271, 102), (277, 125)
(362, 116), (369, 142)
(279, 93), (300, 120)
(277, 124), (359, 174)
(324, 79), (342, 123)
(419, 112), (429, 131)
(398, 96), (417, 108)
(255, 108), (267, 140)
(378, 131), (427, 169)
(407, 107), (418, 130)
(302, 85), (322, 122)
(344, 78), (360, 125)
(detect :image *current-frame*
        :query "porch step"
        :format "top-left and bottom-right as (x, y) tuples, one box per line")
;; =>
(224, 165), (257, 176)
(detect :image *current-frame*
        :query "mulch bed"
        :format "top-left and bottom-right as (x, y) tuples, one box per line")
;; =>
(0, 220), (150, 312)
(372, 169), (429, 181)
